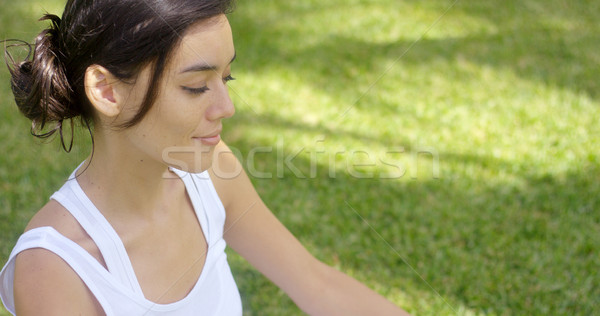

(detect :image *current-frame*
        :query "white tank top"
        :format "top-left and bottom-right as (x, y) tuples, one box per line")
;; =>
(0, 166), (243, 315)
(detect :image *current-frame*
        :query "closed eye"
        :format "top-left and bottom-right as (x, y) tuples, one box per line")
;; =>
(182, 86), (209, 94)
(182, 74), (234, 95)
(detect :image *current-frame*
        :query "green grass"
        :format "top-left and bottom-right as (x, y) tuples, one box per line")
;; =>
(1, 0), (599, 315)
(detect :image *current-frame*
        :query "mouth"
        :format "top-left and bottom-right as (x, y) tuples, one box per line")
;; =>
(194, 128), (222, 146)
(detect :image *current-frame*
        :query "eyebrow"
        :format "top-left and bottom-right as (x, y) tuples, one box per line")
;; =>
(180, 52), (237, 74)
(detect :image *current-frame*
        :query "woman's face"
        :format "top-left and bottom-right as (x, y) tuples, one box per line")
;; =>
(116, 14), (236, 173)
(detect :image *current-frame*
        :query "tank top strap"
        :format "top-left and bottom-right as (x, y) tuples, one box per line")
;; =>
(50, 169), (144, 296)
(187, 170), (228, 245)
(171, 169), (212, 244)
(0, 227), (117, 316)
(0, 167), (243, 315)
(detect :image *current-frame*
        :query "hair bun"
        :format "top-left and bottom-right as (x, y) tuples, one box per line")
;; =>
(5, 14), (78, 151)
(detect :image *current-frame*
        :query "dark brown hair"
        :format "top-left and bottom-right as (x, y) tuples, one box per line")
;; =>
(4, 0), (234, 151)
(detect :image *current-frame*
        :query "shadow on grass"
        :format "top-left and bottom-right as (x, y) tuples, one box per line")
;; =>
(231, 0), (599, 105)
(223, 114), (599, 315)
(0, 1), (598, 315)
(232, 110), (428, 153)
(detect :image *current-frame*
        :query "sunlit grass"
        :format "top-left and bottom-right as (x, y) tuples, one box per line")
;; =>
(1, 0), (599, 315)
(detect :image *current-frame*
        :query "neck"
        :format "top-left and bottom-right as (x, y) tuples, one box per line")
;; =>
(76, 130), (183, 221)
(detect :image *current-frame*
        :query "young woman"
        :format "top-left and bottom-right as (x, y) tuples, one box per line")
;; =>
(0, 0), (409, 315)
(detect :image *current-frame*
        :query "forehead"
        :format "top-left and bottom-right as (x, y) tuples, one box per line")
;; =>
(170, 15), (234, 71)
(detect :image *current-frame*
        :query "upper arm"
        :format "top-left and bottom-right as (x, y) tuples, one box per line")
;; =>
(210, 142), (327, 303)
(14, 247), (104, 315)
(210, 143), (410, 316)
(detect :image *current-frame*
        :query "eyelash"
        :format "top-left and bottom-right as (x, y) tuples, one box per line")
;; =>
(182, 74), (236, 95)
(223, 74), (236, 83)
(182, 86), (209, 94)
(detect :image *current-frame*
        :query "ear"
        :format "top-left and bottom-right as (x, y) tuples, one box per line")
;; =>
(84, 65), (121, 117)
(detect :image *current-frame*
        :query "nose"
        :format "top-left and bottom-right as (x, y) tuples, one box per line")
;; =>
(206, 83), (235, 121)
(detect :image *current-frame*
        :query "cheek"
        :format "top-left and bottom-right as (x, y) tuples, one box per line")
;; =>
(149, 94), (201, 142)
(126, 79), (214, 170)
(166, 108), (205, 142)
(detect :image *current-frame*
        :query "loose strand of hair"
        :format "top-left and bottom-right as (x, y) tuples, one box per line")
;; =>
(57, 119), (75, 152)
(69, 117), (95, 182)
(2, 39), (33, 71)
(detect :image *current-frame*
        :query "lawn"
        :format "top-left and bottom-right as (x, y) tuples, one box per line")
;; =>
(1, 0), (599, 315)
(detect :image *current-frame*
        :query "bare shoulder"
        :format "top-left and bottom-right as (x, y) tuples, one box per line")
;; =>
(26, 199), (81, 233)
(26, 200), (103, 259)
(13, 200), (105, 315)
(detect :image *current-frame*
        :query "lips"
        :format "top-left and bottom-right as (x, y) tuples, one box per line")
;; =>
(197, 134), (221, 146)
(194, 127), (222, 146)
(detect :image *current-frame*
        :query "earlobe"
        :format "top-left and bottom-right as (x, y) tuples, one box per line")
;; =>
(84, 65), (121, 118)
